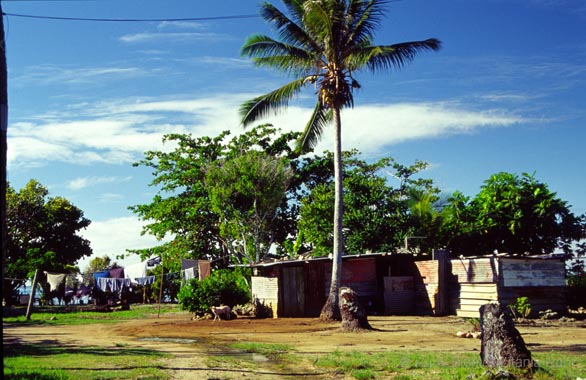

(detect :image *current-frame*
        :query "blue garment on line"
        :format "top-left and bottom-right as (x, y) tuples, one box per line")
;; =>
(93, 271), (109, 282)
(135, 276), (155, 286)
(97, 277), (131, 292)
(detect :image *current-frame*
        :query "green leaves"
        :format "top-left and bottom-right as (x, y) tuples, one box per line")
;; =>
(130, 125), (302, 268)
(241, 0), (442, 151)
(443, 172), (586, 256)
(239, 78), (307, 127)
(205, 152), (294, 263)
(5, 180), (92, 304)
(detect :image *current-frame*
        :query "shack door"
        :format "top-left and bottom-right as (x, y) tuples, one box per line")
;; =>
(384, 276), (415, 315)
(280, 266), (305, 317)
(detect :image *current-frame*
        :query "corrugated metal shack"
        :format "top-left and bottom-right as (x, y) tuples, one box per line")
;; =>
(248, 252), (450, 318)
(449, 255), (567, 318)
(248, 252), (568, 318)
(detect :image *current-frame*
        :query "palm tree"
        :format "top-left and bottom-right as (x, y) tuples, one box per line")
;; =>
(240, 0), (441, 320)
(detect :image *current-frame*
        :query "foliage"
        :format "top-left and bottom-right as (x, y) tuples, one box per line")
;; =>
(129, 125), (302, 269)
(298, 151), (436, 255)
(205, 151), (294, 263)
(177, 269), (251, 315)
(508, 296), (532, 320)
(441, 172), (586, 256)
(4, 180), (92, 305)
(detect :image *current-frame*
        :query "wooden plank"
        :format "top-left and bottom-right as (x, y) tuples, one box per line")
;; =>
(251, 276), (279, 318)
(456, 309), (483, 318)
(450, 258), (498, 283)
(502, 270), (566, 287)
(459, 299), (498, 307)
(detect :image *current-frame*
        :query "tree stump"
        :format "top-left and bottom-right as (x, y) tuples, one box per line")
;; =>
(339, 287), (371, 332)
(479, 303), (535, 370)
(320, 293), (341, 321)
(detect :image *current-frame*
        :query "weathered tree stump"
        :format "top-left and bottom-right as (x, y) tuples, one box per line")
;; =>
(480, 303), (535, 370)
(320, 293), (341, 321)
(339, 287), (371, 332)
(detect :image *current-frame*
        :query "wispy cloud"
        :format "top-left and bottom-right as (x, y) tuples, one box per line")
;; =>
(478, 93), (539, 103)
(13, 64), (149, 87)
(8, 94), (525, 170)
(119, 32), (232, 43)
(157, 21), (206, 30)
(179, 56), (251, 69)
(67, 176), (132, 191)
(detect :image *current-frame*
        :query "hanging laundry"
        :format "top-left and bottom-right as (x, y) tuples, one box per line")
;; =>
(125, 262), (147, 283)
(181, 259), (198, 271)
(147, 256), (161, 266)
(97, 278), (131, 293)
(135, 275), (155, 286)
(109, 267), (125, 279)
(198, 260), (211, 280)
(183, 267), (196, 281)
(44, 272), (66, 292)
(93, 270), (109, 282)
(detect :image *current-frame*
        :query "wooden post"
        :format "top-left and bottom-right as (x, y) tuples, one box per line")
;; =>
(25, 269), (38, 320)
(157, 259), (163, 318)
(1, 0), (9, 304)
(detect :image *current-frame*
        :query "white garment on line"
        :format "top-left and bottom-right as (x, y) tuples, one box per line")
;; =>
(124, 261), (147, 284)
(45, 272), (66, 292)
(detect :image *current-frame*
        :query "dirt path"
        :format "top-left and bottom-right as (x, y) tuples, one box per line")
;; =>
(3, 312), (586, 379)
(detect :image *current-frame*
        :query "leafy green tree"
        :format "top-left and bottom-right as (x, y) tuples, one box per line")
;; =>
(4, 180), (92, 304)
(206, 151), (293, 263)
(240, 0), (441, 320)
(129, 125), (302, 270)
(443, 172), (586, 256)
(299, 151), (435, 256)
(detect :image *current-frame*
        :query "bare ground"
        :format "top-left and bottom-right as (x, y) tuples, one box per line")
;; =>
(3, 312), (586, 379)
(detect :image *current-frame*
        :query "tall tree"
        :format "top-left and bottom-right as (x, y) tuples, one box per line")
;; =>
(4, 180), (92, 304)
(442, 172), (586, 256)
(206, 151), (293, 263)
(129, 125), (301, 270)
(298, 151), (436, 255)
(240, 0), (441, 320)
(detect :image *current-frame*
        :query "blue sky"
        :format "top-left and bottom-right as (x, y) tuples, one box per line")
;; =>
(4, 0), (586, 270)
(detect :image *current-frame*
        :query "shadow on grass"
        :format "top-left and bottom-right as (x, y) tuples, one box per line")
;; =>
(4, 340), (164, 358)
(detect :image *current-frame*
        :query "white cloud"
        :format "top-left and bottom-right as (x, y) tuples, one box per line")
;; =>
(157, 21), (206, 30)
(67, 176), (132, 191)
(119, 32), (231, 43)
(13, 65), (148, 86)
(8, 95), (524, 170)
(77, 216), (166, 271)
(251, 102), (523, 155)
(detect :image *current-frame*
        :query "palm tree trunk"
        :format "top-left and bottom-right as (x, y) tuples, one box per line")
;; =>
(320, 107), (343, 321)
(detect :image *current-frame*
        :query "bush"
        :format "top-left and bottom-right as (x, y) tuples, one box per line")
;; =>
(508, 296), (532, 320)
(178, 269), (251, 315)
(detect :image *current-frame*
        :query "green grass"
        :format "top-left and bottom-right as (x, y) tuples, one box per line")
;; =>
(3, 341), (170, 380)
(314, 350), (586, 380)
(229, 342), (293, 358)
(3, 304), (184, 325)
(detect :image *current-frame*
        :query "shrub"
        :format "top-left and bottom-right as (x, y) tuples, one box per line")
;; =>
(508, 296), (532, 320)
(178, 269), (251, 315)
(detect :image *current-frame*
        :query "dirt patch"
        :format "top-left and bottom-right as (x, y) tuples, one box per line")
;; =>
(4, 312), (586, 379)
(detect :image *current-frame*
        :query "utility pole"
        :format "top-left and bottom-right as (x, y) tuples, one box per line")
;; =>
(0, 0), (9, 306)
